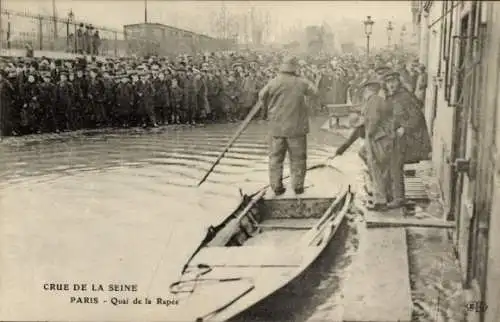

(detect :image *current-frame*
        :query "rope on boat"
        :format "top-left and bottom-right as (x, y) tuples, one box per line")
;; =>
(170, 263), (213, 294)
(169, 262), (256, 322)
(170, 263), (255, 294)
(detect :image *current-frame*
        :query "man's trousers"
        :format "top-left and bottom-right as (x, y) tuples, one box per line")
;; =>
(366, 136), (405, 204)
(389, 136), (405, 203)
(269, 135), (307, 192)
(366, 137), (393, 204)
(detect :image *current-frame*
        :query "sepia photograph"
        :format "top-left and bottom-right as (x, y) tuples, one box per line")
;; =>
(0, 0), (497, 321)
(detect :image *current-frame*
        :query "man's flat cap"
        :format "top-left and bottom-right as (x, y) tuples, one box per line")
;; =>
(382, 71), (401, 80)
(359, 79), (382, 89)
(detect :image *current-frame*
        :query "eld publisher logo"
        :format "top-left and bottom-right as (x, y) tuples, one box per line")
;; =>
(465, 301), (488, 313)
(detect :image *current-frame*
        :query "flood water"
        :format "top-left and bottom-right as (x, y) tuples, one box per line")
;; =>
(0, 117), (364, 321)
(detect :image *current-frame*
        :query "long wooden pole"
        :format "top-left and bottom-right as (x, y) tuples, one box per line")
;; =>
(197, 102), (263, 187)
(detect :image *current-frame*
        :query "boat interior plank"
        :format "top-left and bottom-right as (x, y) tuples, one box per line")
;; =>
(243, 229), (305, 246)
(257, 218), (318, 230)
(261, 198), (333, 219)
(342, 227), (412, 322)
(190, 246), (303, 267)
(184, 265), (295, 279)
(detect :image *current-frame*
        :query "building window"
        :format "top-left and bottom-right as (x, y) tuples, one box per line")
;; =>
(442, 1), (449, 60)
(445, 1), (455, 102)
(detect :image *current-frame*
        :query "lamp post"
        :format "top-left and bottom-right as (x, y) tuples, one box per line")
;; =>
(400, 24), (407, 48)
(363, 15), (374, 57)
(67, 9), (74, 51)
(386, 21), (393, 49)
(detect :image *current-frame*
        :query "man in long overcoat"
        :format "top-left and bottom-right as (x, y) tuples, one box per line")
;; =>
(88, 68), (106, 128)
(239, 70), (259, 120)
(361, 79), (395, 210)
(115, 75), (134, 127)
(257, 56), (319, 196)
(136, 72), (156, 127)
(151, 65), (168, 124)
(56, 71), (73, 132)
(38, 71), (57, 133)
(383, 71), (432, 208)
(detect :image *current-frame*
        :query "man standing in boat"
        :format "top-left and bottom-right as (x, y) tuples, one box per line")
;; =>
(257, 56), (319, 196)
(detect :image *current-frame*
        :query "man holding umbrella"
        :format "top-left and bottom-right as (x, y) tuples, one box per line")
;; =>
(257, 56), (319, 196)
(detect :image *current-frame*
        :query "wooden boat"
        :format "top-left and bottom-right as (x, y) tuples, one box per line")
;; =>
(168, 165), (353, 322)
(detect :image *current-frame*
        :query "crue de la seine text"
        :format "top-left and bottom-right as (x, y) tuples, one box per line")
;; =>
(42, 282), (178, 306)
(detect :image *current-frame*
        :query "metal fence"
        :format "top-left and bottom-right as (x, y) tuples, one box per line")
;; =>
(0, 9), (160, 57)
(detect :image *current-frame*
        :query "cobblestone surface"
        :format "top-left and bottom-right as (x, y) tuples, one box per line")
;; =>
(408, 161), (466, 322)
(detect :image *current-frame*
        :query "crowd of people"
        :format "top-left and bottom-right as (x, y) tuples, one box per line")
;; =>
(0, 48), (426, 139)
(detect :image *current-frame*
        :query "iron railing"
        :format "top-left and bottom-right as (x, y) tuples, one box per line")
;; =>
(0, 9), (160, 57)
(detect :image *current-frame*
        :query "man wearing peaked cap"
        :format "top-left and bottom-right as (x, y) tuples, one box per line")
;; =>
(382, 71), (400, 81)
(257, 55), (320, 196)
(383, 69), (415, 94)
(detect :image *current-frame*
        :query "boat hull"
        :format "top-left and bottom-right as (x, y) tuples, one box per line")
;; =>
(169, 166), (352, 321)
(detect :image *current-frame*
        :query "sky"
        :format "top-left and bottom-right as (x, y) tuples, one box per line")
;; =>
(2, 0), (415, 48)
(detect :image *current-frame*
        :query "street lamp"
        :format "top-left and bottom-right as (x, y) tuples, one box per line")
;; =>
(386, 21), (393, 48)
(400, 25), (407, 48)
(363, 15), (374, 57)
(67, 9), (74, 51)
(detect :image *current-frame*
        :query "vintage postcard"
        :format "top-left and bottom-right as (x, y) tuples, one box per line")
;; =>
(0, 0), (495, 321)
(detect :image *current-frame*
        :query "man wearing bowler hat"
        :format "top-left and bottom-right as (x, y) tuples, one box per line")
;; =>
(257, 56), (319, 196)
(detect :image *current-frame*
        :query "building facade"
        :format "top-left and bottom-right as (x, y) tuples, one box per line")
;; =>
(414, 1), (500, 321)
